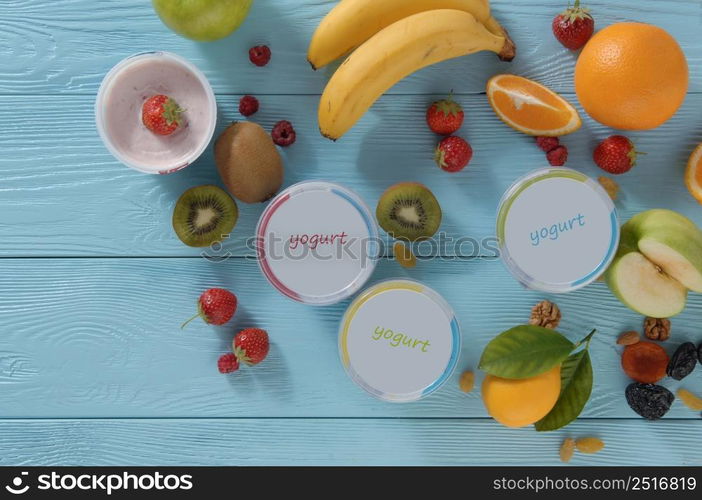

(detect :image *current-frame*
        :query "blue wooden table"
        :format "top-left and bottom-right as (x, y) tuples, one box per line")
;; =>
(1, 0), (701, 466)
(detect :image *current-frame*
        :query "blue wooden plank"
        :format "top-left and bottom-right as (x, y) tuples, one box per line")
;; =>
(1, 94), (701, 257)
(0, 257), (700, 419)
(0, 418), (700, 466)
(0, 0), (700, 95)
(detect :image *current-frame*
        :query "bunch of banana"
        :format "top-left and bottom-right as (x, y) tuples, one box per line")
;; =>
(309, 0), (516, 140)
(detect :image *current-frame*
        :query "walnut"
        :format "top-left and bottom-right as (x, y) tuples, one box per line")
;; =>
(529, 300), (561, 329)
(644, 317), (670, 341)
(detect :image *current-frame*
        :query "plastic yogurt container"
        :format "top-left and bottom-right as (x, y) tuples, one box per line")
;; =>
(496, 167), (619, 293)
(339, 279), (460, 402)
(256, 181), (380, 305)
(95, 51), (217, 174)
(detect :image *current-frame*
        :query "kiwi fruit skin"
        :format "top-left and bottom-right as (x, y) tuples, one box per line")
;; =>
(376, 182), (442, 241)
(172, 185), (238, 247)
(215, 122), (284, 203)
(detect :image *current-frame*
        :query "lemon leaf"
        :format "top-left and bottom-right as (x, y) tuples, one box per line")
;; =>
(478, 325), (574, 379)
(535, 349), (593, 432)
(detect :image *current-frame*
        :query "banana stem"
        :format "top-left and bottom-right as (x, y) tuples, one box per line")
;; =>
(484, 16), (516, 62)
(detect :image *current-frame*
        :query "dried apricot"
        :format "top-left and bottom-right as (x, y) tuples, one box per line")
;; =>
(575, 437), (605, 454)
(560, 438), (575, 462)
(621, 341), (669, 383)
(677, 389), (702, 411)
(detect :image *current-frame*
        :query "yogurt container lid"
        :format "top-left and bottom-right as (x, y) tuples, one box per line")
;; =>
(256, 181), (379, 305)
(496, 167), (619, 293)
(339, 279), (460, 402)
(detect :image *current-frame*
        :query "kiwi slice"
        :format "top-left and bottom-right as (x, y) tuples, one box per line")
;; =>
(172, 185), (238, 247)
(376, 183), (442, 241)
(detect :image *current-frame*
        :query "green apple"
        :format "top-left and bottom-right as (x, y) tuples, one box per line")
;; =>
(605, 209), (702, 317)
(152, 0), (254, 42)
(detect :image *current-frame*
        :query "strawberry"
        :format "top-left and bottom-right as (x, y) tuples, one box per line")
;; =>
(218, 353), (240, 374)
(434, 136), (472, 173)
(593, 135), (645, 175)
(181, 288), (237, 329)
(426, 97), (464, 135)
(547, 145), (568, 166)
(552, 0), (595, 51)
(234, 328), (269, 365)
(142, 95), (184, 136)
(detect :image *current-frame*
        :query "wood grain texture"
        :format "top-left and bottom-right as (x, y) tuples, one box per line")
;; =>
(1, 94), (701, 257)
(1, 257), (700, 419)
(0, 418), (700, 466)
(0, 0), (700, 95)
(2, 0), (702, 467)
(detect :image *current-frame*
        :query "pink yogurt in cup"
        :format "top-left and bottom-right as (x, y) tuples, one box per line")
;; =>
(95, 51), (217, 174)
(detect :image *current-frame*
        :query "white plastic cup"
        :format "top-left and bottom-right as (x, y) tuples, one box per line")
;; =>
(256, 181), (380, 305)
(95, 51), (217, 174)
(496, 167), (619, 293)
(338, 279), (461, 402)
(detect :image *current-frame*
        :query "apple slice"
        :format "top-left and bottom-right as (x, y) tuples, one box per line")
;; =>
(630, 210), (702, 292)
(639, 238), (702, 292)
(605, 251), (688, 318)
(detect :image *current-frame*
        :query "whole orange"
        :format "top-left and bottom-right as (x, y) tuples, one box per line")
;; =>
(575, 22), (688, 130)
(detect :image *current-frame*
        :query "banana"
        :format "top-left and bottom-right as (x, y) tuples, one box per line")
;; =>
(319, 9), (507, 140)
(307, 0), (515, 70)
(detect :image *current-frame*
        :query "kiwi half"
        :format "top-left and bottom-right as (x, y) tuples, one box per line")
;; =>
(172, 185), (238, 247)
(376, 182), (442, 241)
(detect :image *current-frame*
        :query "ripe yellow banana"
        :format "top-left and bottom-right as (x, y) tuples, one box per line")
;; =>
(308, 0), (515, 70)
(319, 9), (507, 140)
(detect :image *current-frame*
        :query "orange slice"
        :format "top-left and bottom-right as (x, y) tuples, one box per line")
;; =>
(685, 143), (702, 204)
(486, 74), (581, 136)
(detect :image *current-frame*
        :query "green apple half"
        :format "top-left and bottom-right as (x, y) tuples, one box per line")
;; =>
(152, 0), (254, 42)
(605, 209), (702, 318)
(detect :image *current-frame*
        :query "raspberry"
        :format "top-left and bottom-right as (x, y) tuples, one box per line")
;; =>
(536, 136), (560, 152)
(547, 145), (568, 166)
(271, 120), (296, 147)
(249, 45), (271, 67)
(217, 353), (239, 374)
(239, 95), (259, 117)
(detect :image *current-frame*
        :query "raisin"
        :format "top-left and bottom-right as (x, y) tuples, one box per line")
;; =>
(458, 371), (474, 393)
(667, 342), (698, 381)
(621, 342), (669, 383)
(625, 383), (674, 420)
(575, 437), (605, 454)
(677, 389), (702, 411)
(560, 438), (575, 462)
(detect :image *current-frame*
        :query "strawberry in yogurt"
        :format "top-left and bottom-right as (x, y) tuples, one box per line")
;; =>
(96, 52), (217, 174)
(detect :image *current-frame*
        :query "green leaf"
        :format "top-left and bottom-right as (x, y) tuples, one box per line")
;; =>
(478, 325), (574, 379)
(535, 350), (593, 432)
